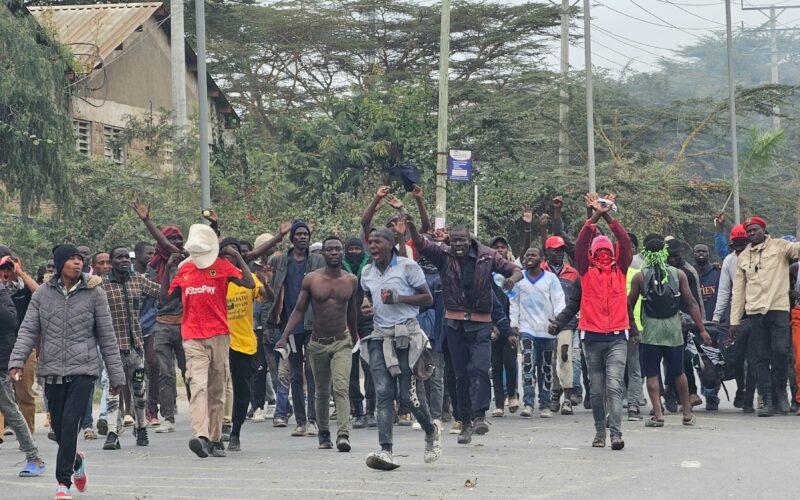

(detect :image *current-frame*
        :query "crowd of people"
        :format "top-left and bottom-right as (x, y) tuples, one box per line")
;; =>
(1, 182), (799, 499)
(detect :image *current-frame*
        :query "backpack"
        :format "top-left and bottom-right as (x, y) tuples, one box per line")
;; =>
(641, 266), (681, 319)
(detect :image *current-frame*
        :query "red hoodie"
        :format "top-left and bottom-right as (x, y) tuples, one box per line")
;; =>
(574, 219), (632, 334)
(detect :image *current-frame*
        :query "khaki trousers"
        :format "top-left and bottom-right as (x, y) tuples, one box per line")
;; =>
(184, 335), (230, 442)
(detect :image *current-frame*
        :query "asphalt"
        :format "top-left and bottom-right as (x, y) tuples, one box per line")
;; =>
(0, 395), (796, 499)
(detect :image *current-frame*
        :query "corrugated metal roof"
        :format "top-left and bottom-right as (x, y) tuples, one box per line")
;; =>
(28, 3), (163, 69)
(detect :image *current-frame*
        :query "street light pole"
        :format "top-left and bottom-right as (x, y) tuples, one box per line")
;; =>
(195, 0), (211, 212)
(583, 0), (596, 192)
(725, 0), (740, 224)
(435, 0), (451, 227)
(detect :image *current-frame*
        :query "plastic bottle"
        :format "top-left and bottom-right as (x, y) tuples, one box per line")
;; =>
(493, 272), (517, 299)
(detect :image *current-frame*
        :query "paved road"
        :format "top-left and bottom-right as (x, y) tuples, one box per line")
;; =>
(0, 397), (796, 499)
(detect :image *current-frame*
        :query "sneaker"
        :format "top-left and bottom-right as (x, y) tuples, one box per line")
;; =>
(155, 420), (175, 433)
(457, 422), (473, 444)
(411, 422), (422, 431)
(520, 406), (533, 418)
(627, 405), (642, 421)
(611, 435), (625, 451)
(353, 415), (366, 429)
(210, 441), (227, 457)
(706, 400), (719, 412)
(508, 397), (520, 413)
(18, 458), (46, 477)
(291, 424), (307, 437)
(472, 417), (490, 435)
(733, 391), (744, 409)
(55, 483), (72, 500)
(449, 421), (463, 435)
(96, 419), (108, 436)
(273, 417), (288, 428)
(222, 424), (232, 442)
(228, 435), (241, 451)
(135, 427), (149, 447)
(252, 408), (266, 423)
(305, 422), (318, 436)
(539, 408), (553, 419)
(72, 451), (87, 492)
(491, 408), (504, 417)
(123, 415), (134, 427)
(318, 438), (333, 450)
(189, 436), (210, 458)
(366, 450), (400, 471)
(561, 401), (574, 415)
(336, 435), (351, 452)
(424, 421), (442, 464)
(397, 413), (413, 426)
(365, 414), (377, 428)
(102, 432), (120, 450)
(570, 389), (582, 406)
(147, 415), (160, 427)
(82, 428), (97, 440)
(264, 405), (276, 419)
(549, 399), (560, 413)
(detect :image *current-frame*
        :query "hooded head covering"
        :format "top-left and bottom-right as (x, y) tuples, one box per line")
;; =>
(149, 226), (183, 282)
(220, 237), (242, 254)
(253, 233), (275, 266)
(343, 237), (369, 276)
(289, 220), (310, 241)
(53, 244), (82, 276)
(589, 235), (614, 271)
(184, 224), (219, 269)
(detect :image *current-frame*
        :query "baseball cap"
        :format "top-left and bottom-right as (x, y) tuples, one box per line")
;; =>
(545, 236), (567, 250)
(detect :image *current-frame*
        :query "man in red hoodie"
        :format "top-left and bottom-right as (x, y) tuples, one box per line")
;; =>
(573, 192), (632, 451)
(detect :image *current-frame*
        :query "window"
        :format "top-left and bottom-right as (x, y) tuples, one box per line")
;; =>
(103, 125), (126, 166)
(163, 147), (173, 169)
(73, 120), (91, 157)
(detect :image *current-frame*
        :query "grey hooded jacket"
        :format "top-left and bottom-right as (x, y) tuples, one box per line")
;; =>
(9, 273), (125, 387)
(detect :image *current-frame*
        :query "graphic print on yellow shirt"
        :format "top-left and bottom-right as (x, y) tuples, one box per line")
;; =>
(227, 273), (262, 354)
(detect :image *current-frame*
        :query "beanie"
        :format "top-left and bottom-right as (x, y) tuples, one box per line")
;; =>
(53, 244), (81, 276)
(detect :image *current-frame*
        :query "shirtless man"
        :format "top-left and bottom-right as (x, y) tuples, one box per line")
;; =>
(276, 237), (358, 452)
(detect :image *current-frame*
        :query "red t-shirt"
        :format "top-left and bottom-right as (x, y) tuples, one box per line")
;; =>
(169, 258), (242, 340)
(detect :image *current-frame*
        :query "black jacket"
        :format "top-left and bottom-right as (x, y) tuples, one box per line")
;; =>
(0, 287), (19, 371)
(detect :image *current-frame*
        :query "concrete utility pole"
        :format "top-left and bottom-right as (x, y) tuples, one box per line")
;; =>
(195, 0), (211, 211)
(770, 5), (781, 129)
(725, 0), (741, 224)
(583, 0), (595, 192)
(558, 0), (570, 167)
(435, 0), (451, 226)
(170, 0), (187, 161)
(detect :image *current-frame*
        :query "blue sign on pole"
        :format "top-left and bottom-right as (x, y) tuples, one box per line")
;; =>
(447, 150), (472, 182)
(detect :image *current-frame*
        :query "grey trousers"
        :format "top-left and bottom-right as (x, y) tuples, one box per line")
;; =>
(583, 338), (628, 438)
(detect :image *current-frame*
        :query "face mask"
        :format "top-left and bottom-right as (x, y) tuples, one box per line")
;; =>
(592, 251), (613, 271)
(345, 253), (363, 268)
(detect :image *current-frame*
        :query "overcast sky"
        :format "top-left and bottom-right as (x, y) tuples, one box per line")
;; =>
(419, 0), (798, 72)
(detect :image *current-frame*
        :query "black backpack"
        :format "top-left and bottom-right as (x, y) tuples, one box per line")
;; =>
(641, 266), (681, 319)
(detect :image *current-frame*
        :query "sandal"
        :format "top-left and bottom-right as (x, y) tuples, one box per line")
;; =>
(592, 433), (606, 448)
(508, 398), (520, 413)
(645, 417), (664, 428)
(491, 408), (504, 417)
(18, 460), (46, 477)
(682, 415), (697, 426)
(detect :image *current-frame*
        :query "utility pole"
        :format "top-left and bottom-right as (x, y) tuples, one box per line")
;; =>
(583, 0), (595, 192)
(558, 0), (570, 166)
(170, 0), (187, 166)
(725, 0), (740, 224)
(770, 5), (781, 129)
(435, 0), (451, 226)
(195, 0), (211, 211)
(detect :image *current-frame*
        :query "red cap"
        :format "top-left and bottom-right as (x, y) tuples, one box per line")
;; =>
(730, 224), (747, 241)
(545, 236), (567, 250)
(743, 216), (767, 230)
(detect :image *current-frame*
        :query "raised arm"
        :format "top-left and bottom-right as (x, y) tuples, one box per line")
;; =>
(246, 219), (291, 262)
(407, 216), (446, 268)
(361, 186), (391, 245)
(714, 212), (729, 260)
(411, 185), (432, 235)
(224, 247), (255, 289)
(521, 204), (533, 253)
(133, 200), (180, 255)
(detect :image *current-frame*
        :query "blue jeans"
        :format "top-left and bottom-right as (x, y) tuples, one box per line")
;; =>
(521, 337), (555, 409)
(368, 340), (433, 450)
(272, 350), (291, 420)
(572, 331), (582, 389)
(99, 364), (109, 419)
(583, 338), (627, 438)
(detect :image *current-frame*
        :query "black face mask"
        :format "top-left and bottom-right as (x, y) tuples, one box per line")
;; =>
(345, 253), (363, 268)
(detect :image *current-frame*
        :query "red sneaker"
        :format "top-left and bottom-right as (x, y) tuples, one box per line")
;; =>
(72, 451), (87, 492)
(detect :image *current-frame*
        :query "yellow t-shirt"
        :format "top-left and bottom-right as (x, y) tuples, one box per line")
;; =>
(227, 273), (262, 354)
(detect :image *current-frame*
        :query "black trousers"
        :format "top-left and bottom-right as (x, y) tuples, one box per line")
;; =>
(230, 349), (254, 436)
(443, 342), (463, 422)
(750, 311), (792, 401)
(46, 376), (94, 488)
(349, 352), (365, 416)
(250, 329), (267, 410)
(491, 336), (518, 408)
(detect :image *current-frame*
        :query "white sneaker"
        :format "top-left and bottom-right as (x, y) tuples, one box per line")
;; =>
(264, 405), (276, 418)
(155, 420), (175, 433)
(252, 408), (266, 423)
(411, 422), (422, 431)
(520, 406), (533, 418)
(540, 408), (553, 418)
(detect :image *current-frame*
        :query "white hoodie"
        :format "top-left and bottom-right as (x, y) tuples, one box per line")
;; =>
(510, 270), (566, 339)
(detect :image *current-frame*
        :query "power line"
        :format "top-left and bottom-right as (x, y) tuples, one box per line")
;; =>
(627, 0), (713, 38)
(595, 2), (711, 39)
(660, 0), (726, 26)
(655, 0), (724, 5)
(594, 25), (676, 55)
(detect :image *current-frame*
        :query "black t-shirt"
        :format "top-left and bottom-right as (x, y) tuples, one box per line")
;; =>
(458, 251), (477, 306)
(11, 285), (32, 330)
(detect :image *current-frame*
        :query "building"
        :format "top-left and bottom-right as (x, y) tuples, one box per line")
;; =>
(28, 2), (237, 169)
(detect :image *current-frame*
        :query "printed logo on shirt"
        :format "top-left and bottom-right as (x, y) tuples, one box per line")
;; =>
(185, 285), (216, 296)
